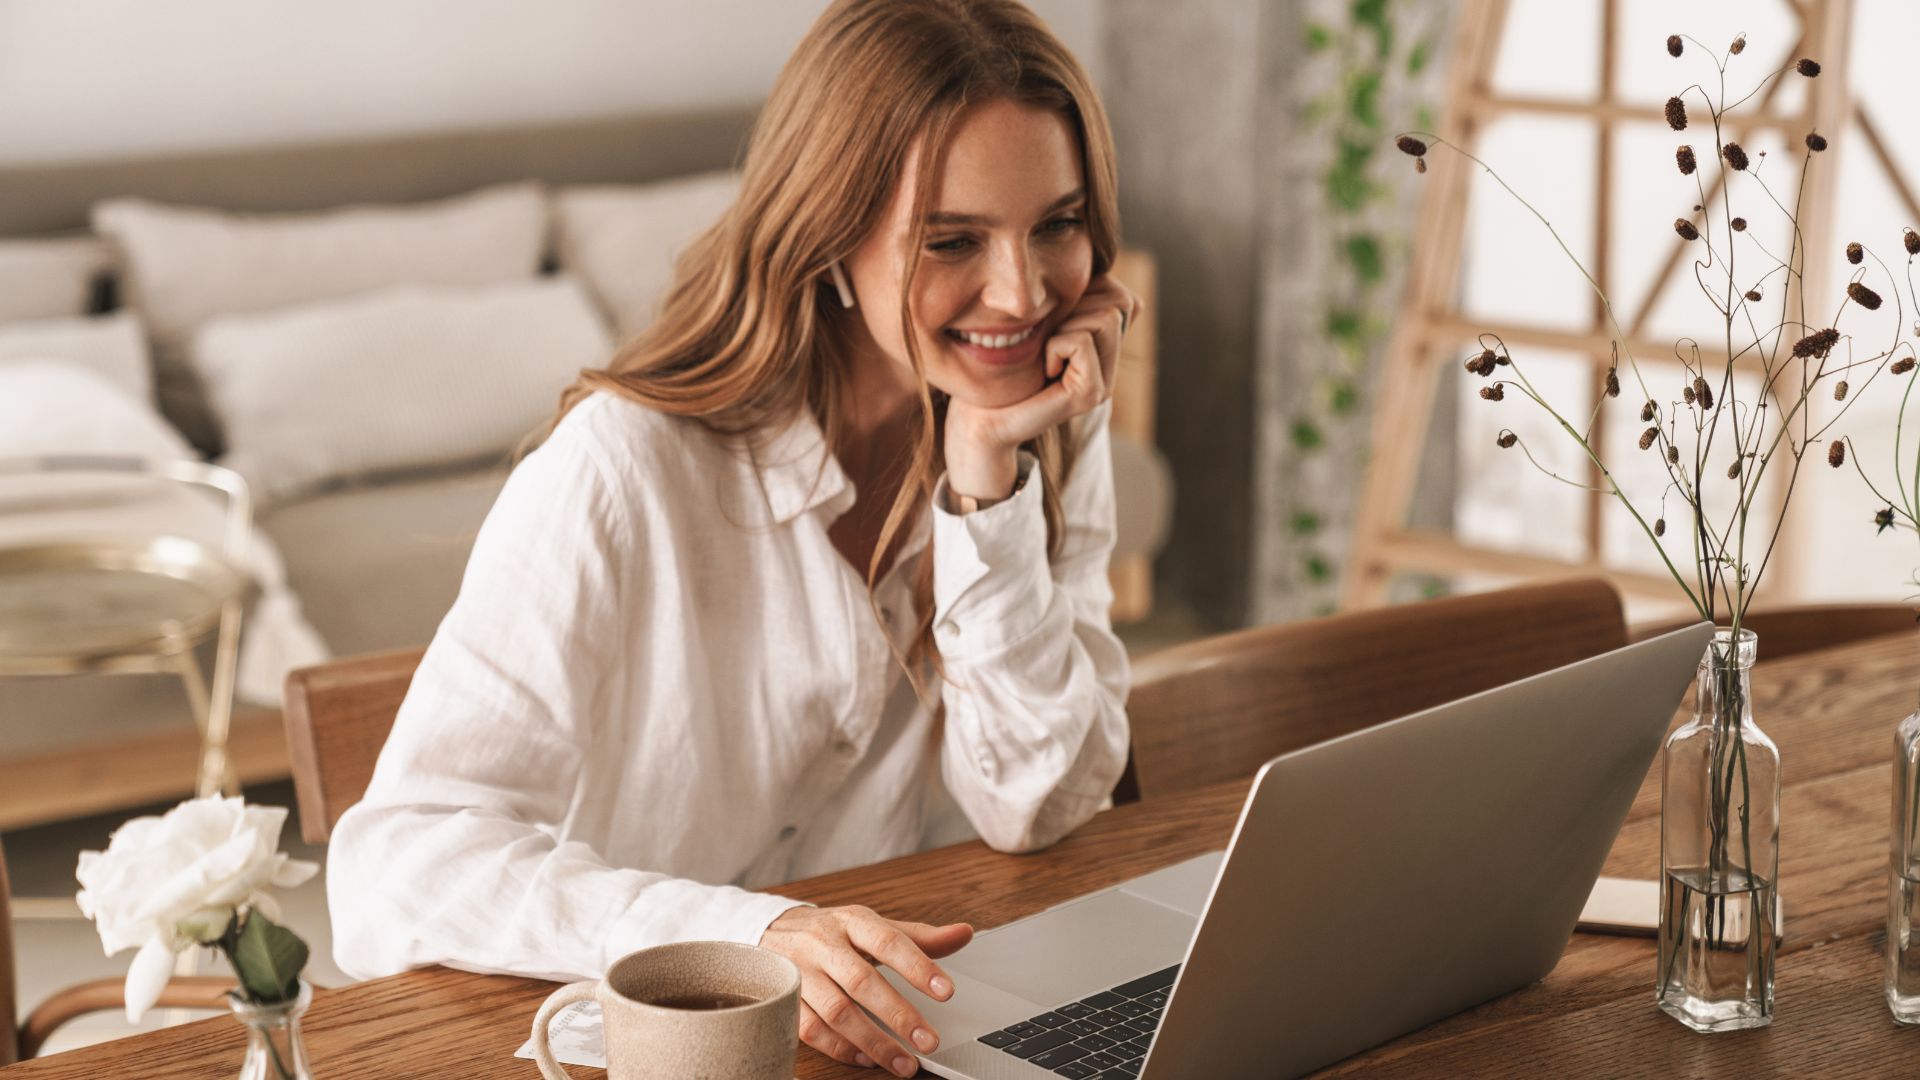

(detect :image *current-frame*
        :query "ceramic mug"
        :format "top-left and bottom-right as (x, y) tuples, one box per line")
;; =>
(530, 940), (801, 1080)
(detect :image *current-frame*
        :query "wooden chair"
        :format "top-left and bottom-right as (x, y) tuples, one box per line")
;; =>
(1118, 577), (1629, 802)
(282, 646), (426, 845)
(1630, 603), (1915, 662)
(0, 835), (233, 1064)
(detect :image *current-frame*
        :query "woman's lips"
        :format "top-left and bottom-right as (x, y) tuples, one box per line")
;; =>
(943, 324), (1045, 367)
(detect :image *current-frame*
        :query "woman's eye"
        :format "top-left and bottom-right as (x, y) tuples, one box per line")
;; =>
(927, 236), (974, 254)
(1043, 215), (1085, 235)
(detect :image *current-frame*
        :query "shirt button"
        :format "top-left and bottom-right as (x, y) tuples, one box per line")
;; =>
(778, 825), (797, 842)
(834, 739), (856, 756)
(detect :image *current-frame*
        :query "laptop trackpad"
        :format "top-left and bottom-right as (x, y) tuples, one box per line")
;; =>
(947, 888), (1197, 1007)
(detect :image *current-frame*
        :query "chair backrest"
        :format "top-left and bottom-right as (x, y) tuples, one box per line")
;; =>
(1631, 603), (1914, 661)
(1, 835), (18, 1066)
(282, 646), (426, 844)
(1122, 577), (1628, 801)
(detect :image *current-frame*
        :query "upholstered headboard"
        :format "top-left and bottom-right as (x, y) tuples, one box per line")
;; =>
(0, 105), (759, 238)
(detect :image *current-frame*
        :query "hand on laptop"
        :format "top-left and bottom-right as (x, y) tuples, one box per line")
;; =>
(760, 905), (974, 1076)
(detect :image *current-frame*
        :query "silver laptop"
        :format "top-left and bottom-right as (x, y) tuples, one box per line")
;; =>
(881, 621), (1713, 1079)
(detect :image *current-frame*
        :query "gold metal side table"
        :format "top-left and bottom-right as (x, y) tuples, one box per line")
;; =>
(0, 455), (255, 799)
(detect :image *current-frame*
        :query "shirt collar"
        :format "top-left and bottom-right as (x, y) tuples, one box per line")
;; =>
(747, 406), (853, 525)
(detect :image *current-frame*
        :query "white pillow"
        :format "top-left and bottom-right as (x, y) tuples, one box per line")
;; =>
(552, 172), (740, 339)
(192, 278), (612, 505)
(0, 311), (152, 403)
(0, 236), (113, 322)
(92, 182), (549, 453)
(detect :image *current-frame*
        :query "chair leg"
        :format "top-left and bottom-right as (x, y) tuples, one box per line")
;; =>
(173, 651), (236, 799)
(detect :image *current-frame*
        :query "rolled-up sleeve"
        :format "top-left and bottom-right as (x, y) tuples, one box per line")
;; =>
(930, 401), (1132, 853)
(326, 426), (802, 984)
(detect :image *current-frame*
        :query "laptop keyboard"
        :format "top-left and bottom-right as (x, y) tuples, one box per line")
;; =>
(973, 964), (1179, 1079)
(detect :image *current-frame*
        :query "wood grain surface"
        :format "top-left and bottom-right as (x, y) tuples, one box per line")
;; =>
(9, 632), (1917, 1078)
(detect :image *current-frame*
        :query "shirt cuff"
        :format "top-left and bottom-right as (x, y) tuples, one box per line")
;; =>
(930, 452), (1053, 660)
(605, 881), (810, 963)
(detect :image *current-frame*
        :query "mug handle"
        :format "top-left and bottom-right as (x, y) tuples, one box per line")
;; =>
(530, 980), (598, 1080)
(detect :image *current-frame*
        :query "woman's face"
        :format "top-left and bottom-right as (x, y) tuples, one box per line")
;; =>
(842, 98), (1094, 409)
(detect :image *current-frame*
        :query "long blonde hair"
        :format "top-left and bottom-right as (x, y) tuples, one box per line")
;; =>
(550, 0), (1120, 687)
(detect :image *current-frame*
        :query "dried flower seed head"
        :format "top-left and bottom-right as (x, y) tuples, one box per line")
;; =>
(1667, 34), (1684, 57)
(1792, 327), (1841, 359)
(1665, 96), (1688, 131)
(1847, 241), (1864, 264)
(1494, 352), (1510, 366)
(1850, 281), (1884, 310)
(1797, 57), (1821, 77)
(1396, 135), (1428, 157)
(1730, 33), (1746, 55)
(1723, 142), (1750, 171)
(1674, 218), (1700, 241)
(1895, 357), (1918, 375)
(1745, 289), (1763, 302)
(1655, 517), (1667, 537)
(1728, 459), (1743, 479)
(1668, 445), (1681, 464)
(1480, 384), (1505, 401)
(1732, 217), (1749, 232)
(1806, 131), (1828, 152)
(1906, 228), (1919, 256)
(1676, 145), (1697, 175)
(1835, 379), (1849, 400)
(1497, 431), (1517, 449)
(1878, 506), (1897, 532)
(1694, 377), (1714, 409)
(1465, 350), (1498, 377)
(1639, 426), (1659, 450)
(1828, 439), (1845, 468)
(1415, 157), (1427, 174)
(1606, 370), (1621, 397)
(1640, 400), (1657, 422)
(1683, 384), (1696, 404)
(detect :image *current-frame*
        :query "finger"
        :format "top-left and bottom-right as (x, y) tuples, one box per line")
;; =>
(1097, 305), (1123, 391)
(893, 920), (975, 961)
(797, 999), (866, 1066)
(1054, 331), (1104, 406)
(804, 969), (919, 1078)
(850, 917), (955, 1002)
(824, 944), (940, 1058)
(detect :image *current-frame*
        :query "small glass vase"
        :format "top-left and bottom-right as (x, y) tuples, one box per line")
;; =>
(1656, 628), (1780, 1032)
(1888, 708), (1920, 1022)
(229, 980), (314, 1080)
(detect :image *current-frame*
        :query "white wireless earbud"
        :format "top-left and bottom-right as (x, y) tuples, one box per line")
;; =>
(828, 261), (856, 309)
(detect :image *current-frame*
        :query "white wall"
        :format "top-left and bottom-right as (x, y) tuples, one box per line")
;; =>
(0, 0), (1102, 166)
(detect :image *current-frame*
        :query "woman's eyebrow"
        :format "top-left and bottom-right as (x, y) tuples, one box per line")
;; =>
(926, 187), (1086, 227)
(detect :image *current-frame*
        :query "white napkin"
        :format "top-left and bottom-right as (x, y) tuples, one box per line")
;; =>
(515, 999), (606, 1069)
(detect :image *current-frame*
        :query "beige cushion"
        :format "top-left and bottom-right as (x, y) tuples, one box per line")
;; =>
(0, 235), (112, 322)
(552, 172), (739, 340)
(92, 183), (549, 453)
(0, 311), (152, 403)
(260, 463), (510, 657)
(193, 278), (611, 507)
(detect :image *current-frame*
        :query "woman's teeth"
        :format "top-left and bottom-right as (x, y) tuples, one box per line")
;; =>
(951, 324), (1038, 349)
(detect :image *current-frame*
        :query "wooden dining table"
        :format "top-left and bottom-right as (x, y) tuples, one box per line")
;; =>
(8, 629), (1918, 1078)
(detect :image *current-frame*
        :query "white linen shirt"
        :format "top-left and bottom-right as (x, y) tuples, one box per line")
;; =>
(327, 390), (1131, 982)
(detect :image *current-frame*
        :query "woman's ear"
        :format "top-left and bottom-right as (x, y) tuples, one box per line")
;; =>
(828, 261), (857, 309)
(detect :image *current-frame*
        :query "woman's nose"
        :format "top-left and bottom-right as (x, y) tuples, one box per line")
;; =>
(980, 241), (1046, 318)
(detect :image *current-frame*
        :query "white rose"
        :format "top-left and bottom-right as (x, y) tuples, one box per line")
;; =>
(75, 796), (318, 1021)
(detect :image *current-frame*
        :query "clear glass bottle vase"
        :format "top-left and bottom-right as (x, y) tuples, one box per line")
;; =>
(229, 980), (314, 1080)
(1656, 628), (1780, 1032)
(1888, 708), (1920, 1022)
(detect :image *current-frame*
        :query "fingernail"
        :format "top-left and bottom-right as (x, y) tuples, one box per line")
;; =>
(913, 1026), (938, 1051)
(855, 1052), (875, 1067)
(930, 975), (953, 999)
(892, 1055), (916, 1076)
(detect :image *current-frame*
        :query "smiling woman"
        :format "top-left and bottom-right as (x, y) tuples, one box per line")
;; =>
(323, 1), (1137, 1078)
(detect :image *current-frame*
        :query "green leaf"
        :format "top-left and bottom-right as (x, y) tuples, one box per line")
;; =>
(1326, 137), (1378, 211)
(1352, 0), (1393, 58)
(1415, 104), (1437, 131)
(1329, 380), (1361, 415)
(1324, 307), (1365, 344)
(1291, 419), (1324, 450)
(1291, 511), (1323, 536)
(1346, 70), (1384, 129)
(1304, 552), (1333, 582)
(1408, 36), (1434, 75)
(1305, 22), (1333, 51)
(228, 912), (308, 1004)
(1342, 233), (1385, 283)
